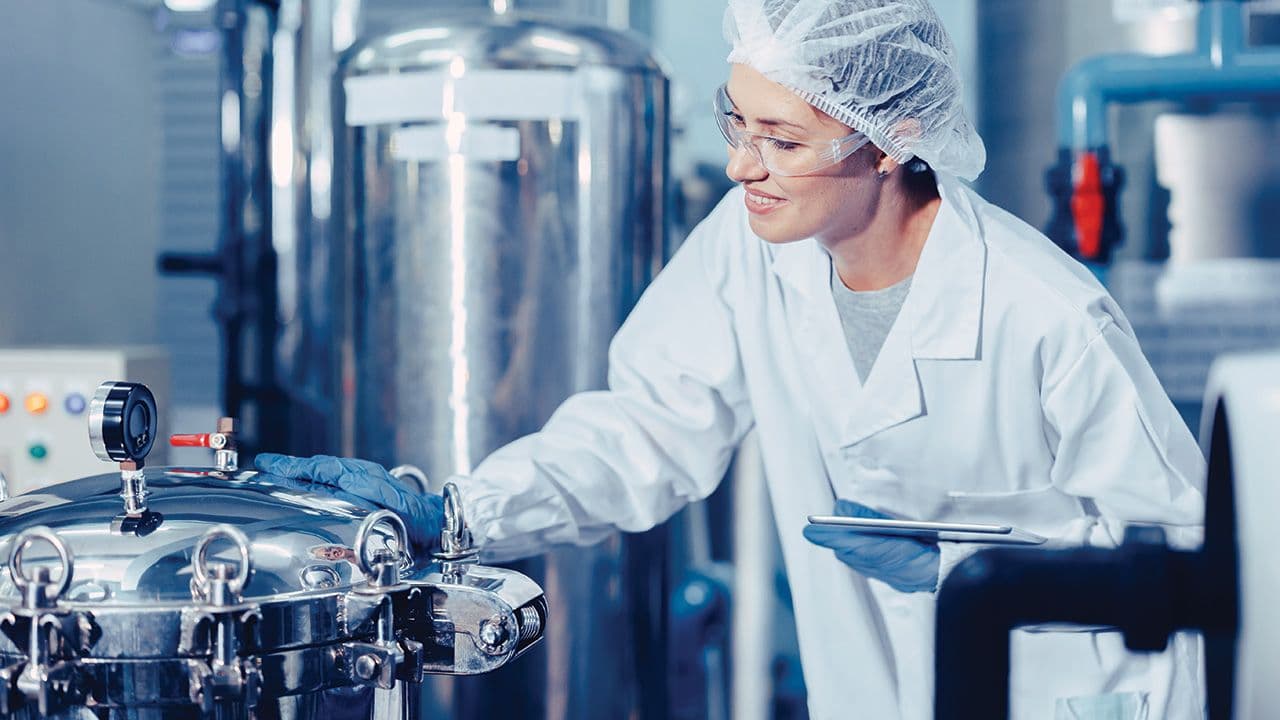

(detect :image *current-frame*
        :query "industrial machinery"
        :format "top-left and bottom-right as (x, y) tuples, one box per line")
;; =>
(1045, 0), (1280, 267)
(0, 381), (546, 718)
(338, 14), (669, 468)
(933, 349), (1280, 718)
(0, 348), (169, 496)
(336, 13), (670, 719)
(160, 1), (671, 715)
(1040, 0), (1280, 432)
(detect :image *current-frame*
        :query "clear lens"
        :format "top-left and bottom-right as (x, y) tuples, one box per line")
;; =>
(714, 85), (870, 177)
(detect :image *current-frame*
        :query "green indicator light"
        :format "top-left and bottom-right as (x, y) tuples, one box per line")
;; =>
(28, 444), (48, 461)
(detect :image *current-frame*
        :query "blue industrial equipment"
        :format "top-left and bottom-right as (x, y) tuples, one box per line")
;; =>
(669, 569), (731, 720)
(1045, 0), (1280, 267)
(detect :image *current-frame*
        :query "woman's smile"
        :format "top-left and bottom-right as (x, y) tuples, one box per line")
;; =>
(744, 188), (788, 215)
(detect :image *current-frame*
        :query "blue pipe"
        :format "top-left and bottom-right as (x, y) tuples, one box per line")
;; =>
(1057, 0), (1280, 151)
(1044, 0), (1280, 268)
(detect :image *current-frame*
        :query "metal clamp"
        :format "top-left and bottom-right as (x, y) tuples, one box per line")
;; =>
(1, 527), (94, 716)
(388, 464), (431, 494)
(437, 482), (475, 559)
(184, 525), (261, 713)
(348, 511), (424, 693)
(434, 482), (479, 583)
(345, 587), (425, 692)
(192, 525), (253, 603)
(355, 510), (409, 587)
(10, 526), (73, 608)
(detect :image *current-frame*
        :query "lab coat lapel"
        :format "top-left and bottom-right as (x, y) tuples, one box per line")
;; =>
(841, 308), (922, 446)
(770, 239), (873, 451)
(906, 175), (987, 362)
(844, 177), (987, 446)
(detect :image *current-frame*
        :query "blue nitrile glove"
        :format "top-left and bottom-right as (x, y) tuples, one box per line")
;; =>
(254, 454), (445, 558)
(802, 499), (940, 593)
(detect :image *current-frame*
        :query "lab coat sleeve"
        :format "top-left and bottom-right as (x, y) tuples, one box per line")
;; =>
(1041, 319), (1206, 549)
(454, 211), (756, 562)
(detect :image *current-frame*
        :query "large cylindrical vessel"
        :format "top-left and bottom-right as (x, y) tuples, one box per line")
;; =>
(338, 13), (669, 719)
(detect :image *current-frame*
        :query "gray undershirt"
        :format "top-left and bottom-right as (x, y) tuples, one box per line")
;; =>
(829, 263), (913, 383)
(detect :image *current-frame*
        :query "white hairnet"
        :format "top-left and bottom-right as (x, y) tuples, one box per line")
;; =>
(723, 0), (986, 180)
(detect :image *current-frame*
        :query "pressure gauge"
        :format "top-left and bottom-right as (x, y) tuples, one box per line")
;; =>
(88, 381), (158, 465)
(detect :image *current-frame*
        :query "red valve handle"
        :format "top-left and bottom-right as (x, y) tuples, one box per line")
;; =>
(1070, 151), (1105, 261)
(170, 433), (213, 448)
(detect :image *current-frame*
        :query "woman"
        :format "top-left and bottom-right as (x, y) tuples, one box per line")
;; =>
(258, 0), (1206, 717)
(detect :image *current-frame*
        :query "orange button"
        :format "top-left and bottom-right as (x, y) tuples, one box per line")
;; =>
(24, 393), (49, 415)
(0, 394), (9, 414)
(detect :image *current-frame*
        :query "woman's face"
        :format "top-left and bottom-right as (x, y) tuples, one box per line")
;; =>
(723, 64), (884, 246)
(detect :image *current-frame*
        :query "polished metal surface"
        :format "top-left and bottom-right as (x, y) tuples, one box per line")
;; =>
(0, 468), (547, 718)
(0, 469), (377, 604)
(340, 14), (668, 469)
(86, 383), (111, 464)
(269, 0), (364, 454)
(337, 12), (669, 719)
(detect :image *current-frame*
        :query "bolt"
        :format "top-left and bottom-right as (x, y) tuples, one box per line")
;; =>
(354, 653), (381, 681)
(478, 618), (510, 653)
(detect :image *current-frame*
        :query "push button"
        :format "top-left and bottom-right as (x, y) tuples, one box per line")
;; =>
(28, 443), (48, 461)
(64, 393), (87, 415)
(25, 393), (49, 415)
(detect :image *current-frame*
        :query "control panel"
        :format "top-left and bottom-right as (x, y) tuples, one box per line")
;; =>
(0, 348), (169, 495)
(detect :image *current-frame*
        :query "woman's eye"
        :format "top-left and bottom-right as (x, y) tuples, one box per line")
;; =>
(725, 112), (747, 129)
(767, 137), (800, 152)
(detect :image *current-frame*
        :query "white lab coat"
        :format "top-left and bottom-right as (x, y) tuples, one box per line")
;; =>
(456, 174), (1207, 720)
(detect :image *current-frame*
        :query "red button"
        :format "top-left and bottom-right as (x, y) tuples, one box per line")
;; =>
(0, 394), (9, 414)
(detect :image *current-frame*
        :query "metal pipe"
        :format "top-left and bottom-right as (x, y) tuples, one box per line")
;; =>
(1057, 0), (1279, 151)
(731, 432), (771, 720)
(1045, 1), (1280, 265)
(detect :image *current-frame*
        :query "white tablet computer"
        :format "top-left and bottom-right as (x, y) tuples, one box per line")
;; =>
(806, 515), (1047, 545)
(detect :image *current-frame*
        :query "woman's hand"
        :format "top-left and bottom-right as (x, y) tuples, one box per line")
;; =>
(254, 454), (446, 558)
(803, 499), (939, 593)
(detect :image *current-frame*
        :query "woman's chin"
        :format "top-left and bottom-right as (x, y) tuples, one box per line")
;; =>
(748, 213), (808, 244)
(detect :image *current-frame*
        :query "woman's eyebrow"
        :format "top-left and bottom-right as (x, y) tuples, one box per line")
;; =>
(755, 117), (806, 132)
(724, 87), (808, 133)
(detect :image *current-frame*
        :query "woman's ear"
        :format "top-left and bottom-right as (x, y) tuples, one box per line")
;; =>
(875, 150), (901, 180)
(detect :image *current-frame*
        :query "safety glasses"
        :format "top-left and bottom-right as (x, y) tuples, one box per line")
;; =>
(713, 84), (871, 177)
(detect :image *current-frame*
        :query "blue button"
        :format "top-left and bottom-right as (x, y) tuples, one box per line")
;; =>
(64, 393), (87, 415)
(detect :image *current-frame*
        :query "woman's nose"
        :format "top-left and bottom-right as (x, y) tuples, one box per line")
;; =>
(725, 143), (768, 183)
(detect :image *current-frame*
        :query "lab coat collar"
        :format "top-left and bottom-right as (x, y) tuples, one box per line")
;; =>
(766, 234), (826, 301)
(905, 174), (987, 361)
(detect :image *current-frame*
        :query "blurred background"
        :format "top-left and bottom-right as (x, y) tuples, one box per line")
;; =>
(1, 0), (1278, 717)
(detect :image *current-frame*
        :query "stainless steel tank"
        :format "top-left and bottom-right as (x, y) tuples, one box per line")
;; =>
(269, 0), (364, 455)
(0, 382), (546, 718)
(337, 13), (669, 718)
